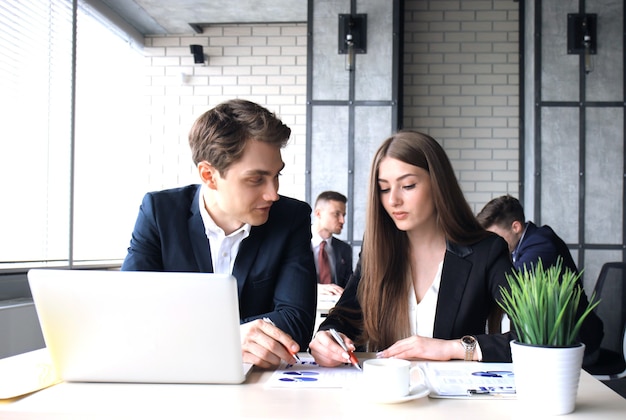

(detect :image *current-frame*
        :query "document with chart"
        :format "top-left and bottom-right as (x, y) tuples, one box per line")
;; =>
(421, 361), (516, 399)
(265, 355), (362, 388)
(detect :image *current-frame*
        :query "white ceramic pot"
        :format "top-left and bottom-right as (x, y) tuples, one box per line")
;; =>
(510, 340), (585, 415)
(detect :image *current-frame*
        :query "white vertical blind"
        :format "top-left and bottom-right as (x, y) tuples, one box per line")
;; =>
(0, 0), (73, 266)
(0, 0), (147, 268)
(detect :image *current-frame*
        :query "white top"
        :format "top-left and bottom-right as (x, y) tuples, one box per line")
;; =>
(409, 261), (443, 338)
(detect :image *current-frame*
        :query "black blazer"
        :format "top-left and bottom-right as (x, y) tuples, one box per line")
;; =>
(330, 237), (353, 288)
(514, 222), (604, 362)
(319, 233), (517, 362)
(121, 184), (318, 348)
(514, 222), (578, 273)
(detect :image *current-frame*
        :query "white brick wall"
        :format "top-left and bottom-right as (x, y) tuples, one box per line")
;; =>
(144, 23), (308, 201)
(142, 2), (520, 212)
(403, 0), (520, 212)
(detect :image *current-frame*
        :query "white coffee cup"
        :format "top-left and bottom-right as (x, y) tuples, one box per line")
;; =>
(362, 358), (420, 399)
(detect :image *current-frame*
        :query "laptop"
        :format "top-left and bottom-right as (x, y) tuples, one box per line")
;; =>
(27, 269), (252, 384)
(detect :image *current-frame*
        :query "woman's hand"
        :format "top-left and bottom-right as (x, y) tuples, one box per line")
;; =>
(376, 335), (463, 361)
(308, 330), (357, 367)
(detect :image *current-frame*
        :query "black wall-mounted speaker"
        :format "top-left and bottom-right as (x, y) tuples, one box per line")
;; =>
(190, 44), (205, 64)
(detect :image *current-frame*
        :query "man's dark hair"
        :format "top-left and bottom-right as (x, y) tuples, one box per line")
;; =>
(188, 99), (291, 175)
(315, 191), (348, 208)
(476, 194), (526, 229)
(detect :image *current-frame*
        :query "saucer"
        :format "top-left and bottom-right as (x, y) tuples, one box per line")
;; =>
(371, 384), (430, 404)
(346, 382), (430, 404)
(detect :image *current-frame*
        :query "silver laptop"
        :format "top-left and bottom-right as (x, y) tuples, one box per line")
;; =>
(27, 269), (252, 384)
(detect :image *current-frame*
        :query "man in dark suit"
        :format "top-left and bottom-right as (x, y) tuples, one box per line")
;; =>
(311, 191), (353, 296)
(477, 194), (604, 365)
(122, 99), (317, 369)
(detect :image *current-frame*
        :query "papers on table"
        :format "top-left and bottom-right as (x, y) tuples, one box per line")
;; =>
(420, 361), (516, 399)
(266, 356), (516, 400)
(0, 348), (61, 399)
(265, 354), (362, 388)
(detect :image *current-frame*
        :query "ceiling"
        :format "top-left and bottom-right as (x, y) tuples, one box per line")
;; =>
(99, 0), (308, 35)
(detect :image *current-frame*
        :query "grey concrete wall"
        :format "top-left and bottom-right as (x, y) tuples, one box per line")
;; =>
(308, 0), (398, 245)
(529, 0), (625, 290)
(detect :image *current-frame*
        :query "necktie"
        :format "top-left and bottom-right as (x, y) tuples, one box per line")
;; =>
(318, 240), (332, 284)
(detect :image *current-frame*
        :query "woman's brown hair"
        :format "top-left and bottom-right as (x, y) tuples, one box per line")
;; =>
(357, 130), (488, 350)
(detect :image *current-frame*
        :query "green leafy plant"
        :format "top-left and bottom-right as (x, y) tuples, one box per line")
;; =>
(498, 257), (600, 347)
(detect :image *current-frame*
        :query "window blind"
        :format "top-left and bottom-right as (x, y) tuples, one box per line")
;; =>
(0, 0), (74, 267)
(0, 0), (147, 269)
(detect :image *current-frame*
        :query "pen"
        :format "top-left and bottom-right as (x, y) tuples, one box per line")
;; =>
(262, 317), (300, 362)
(467, 386), (516, 396)
(328, 328), (362, 371)
(471, 370), (513, 378)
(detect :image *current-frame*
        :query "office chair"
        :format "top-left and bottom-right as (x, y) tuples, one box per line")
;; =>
(583, 262), (626, 381)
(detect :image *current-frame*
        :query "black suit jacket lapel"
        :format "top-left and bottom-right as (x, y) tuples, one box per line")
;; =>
(433, 242), (473, 338)
(232, 223), (265, 296)
(189, 187), (213, 273)
(330, 237), (341, 263)
(330, 237), (348, 282)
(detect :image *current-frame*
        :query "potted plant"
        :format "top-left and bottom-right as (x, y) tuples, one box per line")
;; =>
(498, 257), (600, 415)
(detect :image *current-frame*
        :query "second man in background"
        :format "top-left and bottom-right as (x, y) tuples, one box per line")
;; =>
(311, 191), (353, 296)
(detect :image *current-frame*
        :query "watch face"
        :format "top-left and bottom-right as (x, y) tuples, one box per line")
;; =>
(462, 336), (476, 347)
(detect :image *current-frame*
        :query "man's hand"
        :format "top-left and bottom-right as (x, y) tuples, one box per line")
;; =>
(318, 283), (344, 296)
(240, 319), (300, 368)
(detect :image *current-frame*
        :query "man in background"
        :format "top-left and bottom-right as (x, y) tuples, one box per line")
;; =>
(477, 195), (579, 273)
(477, 194), (603, 365)
(311, 191), (353, 296)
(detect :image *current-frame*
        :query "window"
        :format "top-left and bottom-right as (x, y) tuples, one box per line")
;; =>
(0, 0), (147, 269)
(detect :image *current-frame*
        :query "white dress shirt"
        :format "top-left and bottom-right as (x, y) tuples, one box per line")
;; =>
(199, 185), (250, 274)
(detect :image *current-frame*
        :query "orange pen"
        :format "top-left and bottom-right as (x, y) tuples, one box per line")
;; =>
(329, 328), (362, 370)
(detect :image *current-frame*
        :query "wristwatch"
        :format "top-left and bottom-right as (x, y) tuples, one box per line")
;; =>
(461, 335), (477, 361)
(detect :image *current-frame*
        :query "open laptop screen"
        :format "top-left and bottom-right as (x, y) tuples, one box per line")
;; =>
(28, 269), (250, 384)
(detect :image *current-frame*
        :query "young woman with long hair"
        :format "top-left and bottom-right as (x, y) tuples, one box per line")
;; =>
(309, 130), (515, 365)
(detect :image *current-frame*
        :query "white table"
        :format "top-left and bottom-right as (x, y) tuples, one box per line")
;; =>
(1, 353), (625, 419)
